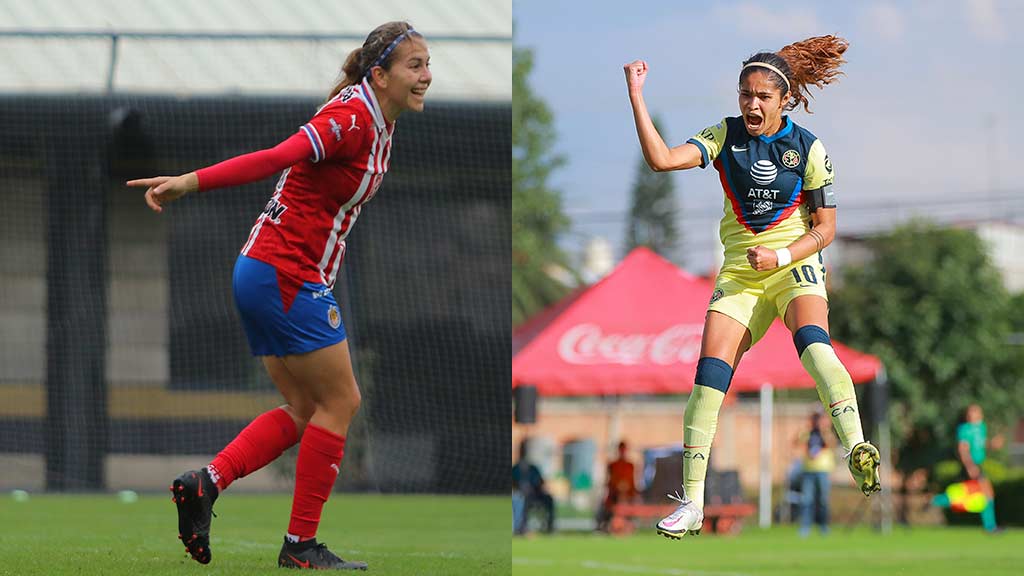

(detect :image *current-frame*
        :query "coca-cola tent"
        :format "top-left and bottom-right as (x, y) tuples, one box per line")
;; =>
(512, 247), (890, 528)
(512, 247), (882, 396)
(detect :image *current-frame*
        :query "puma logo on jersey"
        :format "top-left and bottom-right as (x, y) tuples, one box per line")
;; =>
(328, 118), (343, 142)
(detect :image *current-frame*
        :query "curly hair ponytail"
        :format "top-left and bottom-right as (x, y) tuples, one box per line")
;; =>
(740, 35), (849, 113)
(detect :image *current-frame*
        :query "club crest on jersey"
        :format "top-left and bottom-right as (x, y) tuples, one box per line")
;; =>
(262, 197), (287, 223)
(710, 288), (724, 305)
(750, 160), (777, 185)
(824, 154), (833, 173)
(782, 149), (801, 168)
(328, 305), (341, 329)
(349, 114), (360, 131)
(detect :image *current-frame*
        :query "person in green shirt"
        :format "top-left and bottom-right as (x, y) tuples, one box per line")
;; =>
(953, 404), (1000, 532)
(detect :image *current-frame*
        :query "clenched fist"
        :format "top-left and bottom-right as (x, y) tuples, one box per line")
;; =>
(746, 245), (779, 271)
(623, 60), (648, 91)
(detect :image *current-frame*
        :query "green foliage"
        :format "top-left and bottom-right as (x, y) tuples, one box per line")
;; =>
(991, 476), (1024, 527)
(625, 116), (680, 263)
(1006, 291), (1024, 330)
(512, 41), (572, 326)
(933, 459), (1015, 487)
(829, 221), (1024, 471)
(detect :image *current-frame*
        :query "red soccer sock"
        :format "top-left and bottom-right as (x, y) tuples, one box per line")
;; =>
(287, 424), (346, 539)
(208, 407), (299, 491)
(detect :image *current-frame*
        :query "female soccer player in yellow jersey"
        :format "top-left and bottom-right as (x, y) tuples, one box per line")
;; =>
(623, 35), (881, 540)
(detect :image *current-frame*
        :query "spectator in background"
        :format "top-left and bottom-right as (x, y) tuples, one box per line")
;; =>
(936, 404), (1002, 533)
(512, 439), (554, 535)
(596, 441), (639, 532)
(797, 412), (835, 536)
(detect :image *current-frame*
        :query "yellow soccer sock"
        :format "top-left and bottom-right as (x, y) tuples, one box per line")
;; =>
(682, 358), (731, 511)
(795, 325), (865, 453)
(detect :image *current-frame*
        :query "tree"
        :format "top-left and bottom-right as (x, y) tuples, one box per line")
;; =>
(513, 42), (573, 326)
(829, 221), (1024, 474)
(625, 116), (680, 263)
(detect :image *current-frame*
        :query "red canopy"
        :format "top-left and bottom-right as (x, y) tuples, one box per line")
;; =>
(512, 247), (881, 396)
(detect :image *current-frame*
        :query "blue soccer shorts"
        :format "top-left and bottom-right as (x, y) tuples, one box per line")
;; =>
(232, 255), (346, 357)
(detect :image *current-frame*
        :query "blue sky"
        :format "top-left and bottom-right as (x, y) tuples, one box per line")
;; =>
(514, 0), (1024, 273)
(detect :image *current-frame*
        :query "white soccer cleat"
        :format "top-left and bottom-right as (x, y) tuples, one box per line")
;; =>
(656, 490), (704, 540)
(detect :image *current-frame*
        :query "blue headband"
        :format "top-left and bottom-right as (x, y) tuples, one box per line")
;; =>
(365, 28), (417, 78)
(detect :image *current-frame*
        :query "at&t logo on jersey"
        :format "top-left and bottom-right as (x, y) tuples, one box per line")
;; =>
(748, 160), (780, 210)
(750, 160), (777, 185)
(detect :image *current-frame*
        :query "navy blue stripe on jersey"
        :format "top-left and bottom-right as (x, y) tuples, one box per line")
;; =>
(301, 124), (323, 162)
(716, 151), (754, 232)
(762, 177), (804, 232)
(686, 138), (709, 168)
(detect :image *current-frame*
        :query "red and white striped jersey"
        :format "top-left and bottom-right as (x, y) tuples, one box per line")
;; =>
(241, 78), (394, 288)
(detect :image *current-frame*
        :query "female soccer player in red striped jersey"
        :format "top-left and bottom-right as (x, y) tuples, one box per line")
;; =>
(127, 21), (430, 570)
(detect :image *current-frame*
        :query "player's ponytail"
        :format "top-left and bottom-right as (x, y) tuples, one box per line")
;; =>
(325, 21), (422, 103)
(740, 35), (848, 113)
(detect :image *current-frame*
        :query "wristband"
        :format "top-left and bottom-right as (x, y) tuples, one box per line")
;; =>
(775, 248), (792, 267)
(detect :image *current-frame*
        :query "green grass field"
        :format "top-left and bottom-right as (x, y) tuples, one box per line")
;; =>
(513, 525), (1023, 576)
(0, 493), (507, 575)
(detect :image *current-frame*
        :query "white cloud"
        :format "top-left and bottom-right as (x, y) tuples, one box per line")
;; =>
(714, 2), (826, 41)
(864, 2), (905, 41)
(965, 0), (1007, 42)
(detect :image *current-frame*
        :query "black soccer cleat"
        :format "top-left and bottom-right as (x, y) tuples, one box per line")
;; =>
(278, 537), (368, 570)
(170, 468), (219, 564)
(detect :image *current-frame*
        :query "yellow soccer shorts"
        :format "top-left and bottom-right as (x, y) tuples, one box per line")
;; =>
(708, 252), (828, 346)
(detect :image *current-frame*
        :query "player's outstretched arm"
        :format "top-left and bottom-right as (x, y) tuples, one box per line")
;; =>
(128, 131), (313, 213)
(127, 173), (199, 213)
(623, 60), (702, 172)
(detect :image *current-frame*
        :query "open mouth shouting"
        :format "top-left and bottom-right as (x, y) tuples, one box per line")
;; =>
(744, 112), (764, 133)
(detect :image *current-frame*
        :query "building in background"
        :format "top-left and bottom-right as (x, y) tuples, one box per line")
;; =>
(0, 0), (510, 100)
